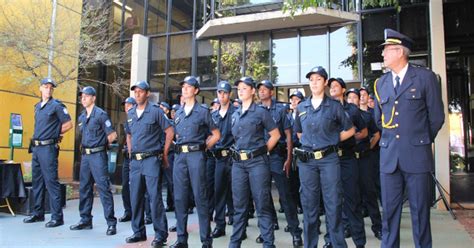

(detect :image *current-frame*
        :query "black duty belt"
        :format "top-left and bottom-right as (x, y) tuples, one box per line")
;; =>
(131, 151), (162, 161)
(231, 146), (267, 162)
(213, 149), (231, 159)
(32, 139), (57, 147)
(175, 144), (206, 154)
(82, 146), (106, 155)
(270, 143), (287, 157)
(293, 146), (337, 162)
(337, 148), (355, 158)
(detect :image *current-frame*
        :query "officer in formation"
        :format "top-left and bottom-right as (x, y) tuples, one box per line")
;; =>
(125, 81), (174, 248)
(70, 86), (117, 235)
(209, 81), (236, 239)
(256, 80), (303, 247)
(374, 28), (444, 248)
(346, 88), (383, 241)
(171, 76), (221, 248)
(229, 76), (280, 248)
(294, 66), (355, 248)
(159, 101), (175, 213)
(24, 78), (73, 228)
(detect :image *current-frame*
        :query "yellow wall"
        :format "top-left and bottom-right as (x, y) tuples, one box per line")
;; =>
(0, 0), (83, 181)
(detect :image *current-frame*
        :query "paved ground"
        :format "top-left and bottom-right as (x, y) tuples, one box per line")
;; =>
(0, 194), (472, 248)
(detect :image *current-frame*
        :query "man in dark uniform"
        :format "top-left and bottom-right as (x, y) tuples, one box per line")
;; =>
(171, 76), (221, 248)
(209, 81), (235, 239)
(257, 80), (303, 247)
(159, 101), (175, 212)
(374, 29), (444, 248)
(70, 86), (117, 235)
(125, 81), (174, 248)
(346, 88), (383, 240)
(23, 78), (73, 228)
(327, 77), (367, 248)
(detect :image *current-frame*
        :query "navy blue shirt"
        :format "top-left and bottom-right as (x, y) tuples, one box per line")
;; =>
(174, 101), (217, 145)
(33, 98), (71, 140)
(262, 100), (291, 144)
(231, 102), (277, 151)
(212, 104), (236, 150)
(125, 102), (171, 153)
(288, 112), (301, 147)
(338, 102), (367, 150)
(294, 96), (353, 151)
(356, 109), (378, 152)
(78, 106), (115, 148)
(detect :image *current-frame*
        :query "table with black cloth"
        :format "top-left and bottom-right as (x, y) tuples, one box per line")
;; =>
(0, 161), (26, 216)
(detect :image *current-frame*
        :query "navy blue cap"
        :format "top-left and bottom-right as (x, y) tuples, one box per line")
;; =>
(281, 103), (290, 111)
(217, 81), (232, 93)
(369, 93), (375, 99)
(234, 76), (255, 88)
(171, 104), (180, 111)
(380, 28), (414, 50)
(345, 88), (360, 98)
(160, 102), (170, 110)
(80, 86), (96, 96)
(233, 98), (242, 104)
(359, 87), (369, 94)
(122, 97), (136, 105)
(305, 66), (328, 80)
(328, 77), (346, 89)
(180, 76), (200, 88)
(131, 81), (150, 91)
(256, 80), (274, 90)
(211, 98), (219, 106)
(289, 91), (304, 100)
(40, 78), (57, 88)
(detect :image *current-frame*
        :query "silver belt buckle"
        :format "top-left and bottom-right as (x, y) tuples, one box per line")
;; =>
(85, 148), (91, 155)
(338, 149), (343, 157)
(221, 150), (228, 157)
(136, 153), (143, 160)
(35, 140), (40, 146)
(355, 152), (360, 159)
(181, 145), (189, 153)
(313, 151), (323, 160)
(239, 152), (248, 161)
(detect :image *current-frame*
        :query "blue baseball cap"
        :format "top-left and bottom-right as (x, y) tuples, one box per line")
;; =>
(256, 80), (274, 90)
(289, 91), (304, 100)
(234, 76), (255, 88)
(211, 98), (219, 106)
(131, 81), (150, 91)
(305, 66), (328, 80)
(233, 98), (242, 104)
(217, 81), (232, 93)
(80, 86), (96, 96)
(328, 77), (346, 89)
(122, 97), (136, 105)
(380, 28), (414, 50)
(171, 104), (180, 111)
(345, 88), (360, 98)
(359, 87), (369, 94)
(180, 76), (200, 88)
(160, 102), (171, 110)
(40, 78), (57, 88)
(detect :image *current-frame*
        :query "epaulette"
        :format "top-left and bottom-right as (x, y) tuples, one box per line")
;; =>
(53, 99), (66, 107)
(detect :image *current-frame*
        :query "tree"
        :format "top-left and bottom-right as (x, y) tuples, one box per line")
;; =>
(0, 0), (130, 96)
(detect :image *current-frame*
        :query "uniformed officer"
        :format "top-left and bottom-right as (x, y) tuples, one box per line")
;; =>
(210, 98), (220, 112)
(70, 86), (117, 235)
(159, 101), (175, 212)
(23, 78), (73, 227)
(256, 80), (302, 247)
(229, 76), (280, 248)
(294, 67), (354, 248)
(288, 91), (304, 215)
(346, 88), (383, 240)
(327, 78), (367, 248)
(171, 76), (221, 248)
(125, 81), (174, 248)
(232, 98), (241, 108)
(209, 81), (236, 239)
(374, 28), (444, 248)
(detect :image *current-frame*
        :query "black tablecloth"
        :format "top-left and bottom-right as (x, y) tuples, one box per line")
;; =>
(0, 162), (26, 198)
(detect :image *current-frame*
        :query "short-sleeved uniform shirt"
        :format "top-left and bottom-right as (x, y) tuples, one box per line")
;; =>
(262, 100), (291, 144)
(212, 104), (236, 150)
(78, 106), (115, 148)
(174, 101), (217, 146)
(338, 102), (367, 150)
(33, 98), (71, 140)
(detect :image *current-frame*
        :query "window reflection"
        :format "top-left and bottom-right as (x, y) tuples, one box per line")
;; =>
(330, 24), (358, 81)
(147, 0), (168, 34)
(197, 39), (219, 87)
(272, 30), (298, 84)
(168, 34), (192, 100)
(246, 33), (270, 82)
(149, 37), (167, 101)
(123, 0), (146, 38)
(170, 0), (193, 32)
(220, 36), (243, 81)
(301, 28), (328, 82)
(111, 0), (124, 34)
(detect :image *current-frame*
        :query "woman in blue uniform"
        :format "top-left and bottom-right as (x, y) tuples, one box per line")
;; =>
(294, 66), (355, 248)
(229, 76), (280, 248)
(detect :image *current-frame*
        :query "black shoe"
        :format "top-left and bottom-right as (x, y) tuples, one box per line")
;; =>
(169, 225), (177, 232)
(240, 232), (247, 241)
(70, 222), (93, 230)
(202, 244), (212, 248)
(118, 214), (131, 222)
(374, 230), (382, 240)
(145, 217), (152, 225)
(292, 235), (303, 247)
(106, 225), (116, 235)
(278, 208), (284, 213)
(323, 242), (333, 248)
(151, 238), (167, 247)
(45, 219), (64, 228)
(227, 219), (233, 225)
(23, 215), (45, 223)
(284, 225), (290, 232)
(165, 206), (175, 212)
(211, 228), (225, 238)
(344, 228), (351, 238)
(169, 241), (188, 248)
(297, 207), (303, 214)
(273, 223), (279, 230)
(256, 234), (263, 243)
(125, 233), (147, 243)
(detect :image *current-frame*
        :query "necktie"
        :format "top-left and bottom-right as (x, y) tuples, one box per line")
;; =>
(394, 76), (400, 94)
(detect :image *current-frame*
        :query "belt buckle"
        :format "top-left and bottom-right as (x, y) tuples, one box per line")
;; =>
(338, 149), (343, 157)
(85, 149), (91, 155)
(35, 140), (40, 146)
(239, 152), (248, 161)
(136, 153), (143, 160)
(181, 145), (189, 153)
(313, 151), (323, 160)
(221, 150), (228, 157)
(355, 152), (360, 159)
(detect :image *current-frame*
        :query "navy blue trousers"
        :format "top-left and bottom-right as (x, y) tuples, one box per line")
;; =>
(358, 154), (382, 233)
(214, 155), (233, 230)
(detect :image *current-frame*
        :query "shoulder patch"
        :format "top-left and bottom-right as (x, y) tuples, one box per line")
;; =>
(105, 120), (112, 127)
(127, 118), (132, 123)
(298, 111), (306, 117)
(63, 108), (68, 115)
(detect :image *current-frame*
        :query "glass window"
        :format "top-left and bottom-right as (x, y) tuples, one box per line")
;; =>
(272, 30), (298, 84)
(400, 5), (428, 52)
(245, 33), (270, 82)
(168, 34), (192, 100)
(329, 24), (358, 81)
(149, 37), (167, 101)
(197, 39), (219, 87)
(220, 36), (243, 81)
(301, 28), (328, 82)
(123, 0), (146, 38)
(147, 0), (168, 34)
(170, 0), (193, 32)
(110, 0), (125, 35)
